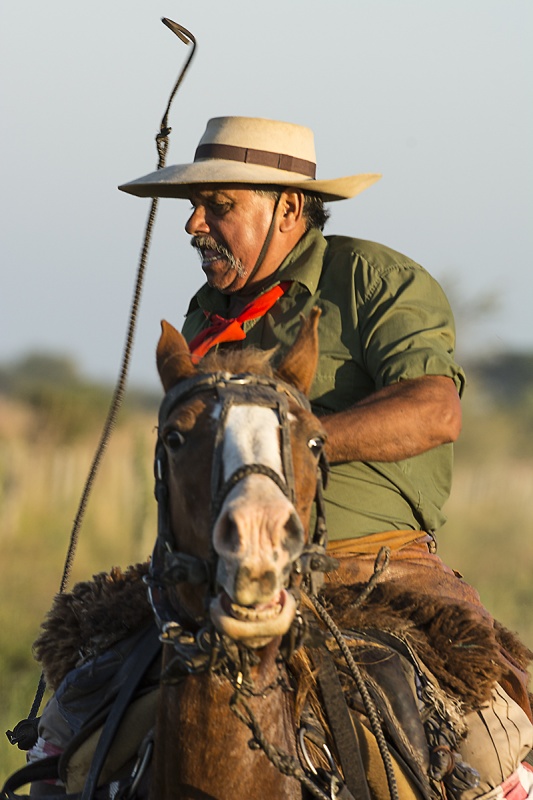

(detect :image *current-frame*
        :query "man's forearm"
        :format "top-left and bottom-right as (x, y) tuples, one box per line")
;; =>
(320, 375), (462, 463)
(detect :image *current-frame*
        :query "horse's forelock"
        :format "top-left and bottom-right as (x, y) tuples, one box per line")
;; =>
(196, 346), (278, 378)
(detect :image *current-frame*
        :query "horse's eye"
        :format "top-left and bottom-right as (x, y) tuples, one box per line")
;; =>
(165, 430), (185, 450)
(307, 437), (324, 456)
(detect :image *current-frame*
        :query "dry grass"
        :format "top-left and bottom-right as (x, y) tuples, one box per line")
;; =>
(0, 399), (156, 777)
(440, 458), (533, 647)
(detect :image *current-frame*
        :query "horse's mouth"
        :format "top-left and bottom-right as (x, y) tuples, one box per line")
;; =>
(229, 596), (283, 622)
(210, 589), (297, 647)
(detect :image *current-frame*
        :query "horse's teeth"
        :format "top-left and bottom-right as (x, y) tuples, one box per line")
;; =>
(229, 602), (282, 621)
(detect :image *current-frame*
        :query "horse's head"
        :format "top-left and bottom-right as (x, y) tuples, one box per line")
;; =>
(153, 308), (327, 649)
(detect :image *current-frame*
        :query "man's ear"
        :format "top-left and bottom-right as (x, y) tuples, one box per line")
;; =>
(279, 190), (305, 232)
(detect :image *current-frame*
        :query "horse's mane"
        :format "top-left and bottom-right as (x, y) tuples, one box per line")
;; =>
(196, 346), (278, 378)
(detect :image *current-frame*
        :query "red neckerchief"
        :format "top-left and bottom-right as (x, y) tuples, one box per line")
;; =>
(188, 281), (290, 361)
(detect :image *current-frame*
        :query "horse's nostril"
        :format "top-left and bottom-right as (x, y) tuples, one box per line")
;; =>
(284, 512), (305, 557)
(218, 516), (241, 554)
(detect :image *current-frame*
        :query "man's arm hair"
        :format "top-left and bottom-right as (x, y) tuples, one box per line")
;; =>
(320, 374), (461, 464)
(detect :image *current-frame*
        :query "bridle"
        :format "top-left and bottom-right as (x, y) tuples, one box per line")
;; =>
(146, 369), (335, 667)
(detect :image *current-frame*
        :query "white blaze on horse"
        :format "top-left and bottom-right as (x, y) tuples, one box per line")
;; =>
(211, 398), (303, 637)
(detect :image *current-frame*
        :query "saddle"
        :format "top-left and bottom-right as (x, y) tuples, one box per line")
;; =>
(4, 623), (448, 800)
(326, 533), (533, 721)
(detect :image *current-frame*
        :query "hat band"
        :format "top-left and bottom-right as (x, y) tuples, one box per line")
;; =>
(194, 143), (316, 179)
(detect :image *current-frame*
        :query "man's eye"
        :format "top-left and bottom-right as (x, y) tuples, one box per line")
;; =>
(208, 201), (231, 216)
(165, 430), (185, 450)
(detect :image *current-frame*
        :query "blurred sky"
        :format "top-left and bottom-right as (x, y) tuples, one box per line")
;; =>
(1, 0), (531, 388)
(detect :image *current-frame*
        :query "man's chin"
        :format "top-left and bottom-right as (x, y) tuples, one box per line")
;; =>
(204, 266), (246, 293)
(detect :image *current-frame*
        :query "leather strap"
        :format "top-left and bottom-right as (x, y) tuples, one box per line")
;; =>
(1, 756), (62, 799)
(327, 530), (431, 556)
(311, 646), (372, 800)
(194, 143), (316, 178)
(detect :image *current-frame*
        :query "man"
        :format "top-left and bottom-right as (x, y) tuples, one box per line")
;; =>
(119, 116), (533, 797)
(120, 116), (463, 545)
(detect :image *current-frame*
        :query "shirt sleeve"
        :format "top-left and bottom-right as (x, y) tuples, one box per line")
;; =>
(357, 261), (466, 396)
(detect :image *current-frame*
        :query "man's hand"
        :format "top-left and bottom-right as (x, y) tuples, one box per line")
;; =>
(320, 375), (461, 463)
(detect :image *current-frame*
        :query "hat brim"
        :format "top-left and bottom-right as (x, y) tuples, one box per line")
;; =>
(118, 160), (381, 202)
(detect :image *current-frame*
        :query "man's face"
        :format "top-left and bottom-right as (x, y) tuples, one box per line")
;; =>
(185, 186), (279, 294)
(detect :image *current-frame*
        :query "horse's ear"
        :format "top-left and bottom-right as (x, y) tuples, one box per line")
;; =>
(276, 307), (321, 397)
(157, 320), (197, 392)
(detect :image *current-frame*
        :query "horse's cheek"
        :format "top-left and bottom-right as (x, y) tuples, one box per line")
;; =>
(291, 449), (316, 535)
(167, 450), (213, 557)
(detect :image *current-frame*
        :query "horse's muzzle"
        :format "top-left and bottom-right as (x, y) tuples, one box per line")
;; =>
(210, 477), (305, 645)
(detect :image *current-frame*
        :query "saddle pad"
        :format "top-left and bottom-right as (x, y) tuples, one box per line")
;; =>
(64, 689), (159, 792)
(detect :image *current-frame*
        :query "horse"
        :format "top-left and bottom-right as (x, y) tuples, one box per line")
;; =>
(146, 309), (450, 800)
(24, 307), (400, 800)
(149, 308), (338, 799)
(19, 309), (533, 800)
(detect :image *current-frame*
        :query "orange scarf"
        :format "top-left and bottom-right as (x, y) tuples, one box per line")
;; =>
(189, 281), (290, 360)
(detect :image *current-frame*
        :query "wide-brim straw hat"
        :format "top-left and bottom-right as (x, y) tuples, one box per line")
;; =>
(118, 116), (381, 202)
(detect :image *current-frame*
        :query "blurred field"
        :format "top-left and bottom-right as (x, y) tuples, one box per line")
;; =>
(439, 380), (533, 649)
(0, 390), (157, 779)
(0, 358), (532, 779)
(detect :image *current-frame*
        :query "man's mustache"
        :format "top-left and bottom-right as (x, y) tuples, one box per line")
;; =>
(191, 235), (232, 261)
(190, 236), (247, 277)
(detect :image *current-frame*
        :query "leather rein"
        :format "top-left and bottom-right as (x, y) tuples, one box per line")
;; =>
(146, 369), (335, 666)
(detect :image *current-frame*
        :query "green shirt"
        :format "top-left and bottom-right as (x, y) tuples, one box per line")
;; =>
(182, 229), (466, 539)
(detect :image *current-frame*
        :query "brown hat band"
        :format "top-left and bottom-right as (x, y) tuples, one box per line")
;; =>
(194, 143), (316, 179)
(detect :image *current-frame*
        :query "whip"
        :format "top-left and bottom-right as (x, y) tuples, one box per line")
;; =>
(6, 18), (197, 750)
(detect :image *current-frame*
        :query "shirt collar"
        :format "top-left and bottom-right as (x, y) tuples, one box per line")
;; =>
(186, 229), (328, 316)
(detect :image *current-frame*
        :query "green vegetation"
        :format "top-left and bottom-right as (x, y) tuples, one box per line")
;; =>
(0, 351), (532, 779)
(0, 353), (159, 442)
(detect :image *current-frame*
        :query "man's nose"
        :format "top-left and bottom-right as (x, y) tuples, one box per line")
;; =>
(185, 206), (209, 235)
